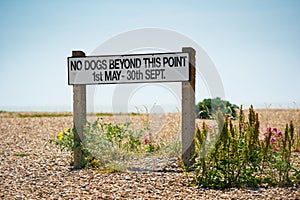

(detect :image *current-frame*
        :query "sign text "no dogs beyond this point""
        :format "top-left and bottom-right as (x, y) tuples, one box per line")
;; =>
(68, 52), (189, 85)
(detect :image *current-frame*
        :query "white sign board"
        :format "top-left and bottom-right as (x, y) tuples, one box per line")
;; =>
(68, 52), (189, 85)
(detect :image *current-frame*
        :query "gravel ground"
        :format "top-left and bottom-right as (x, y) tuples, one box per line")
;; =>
(0, 114), (299, 199)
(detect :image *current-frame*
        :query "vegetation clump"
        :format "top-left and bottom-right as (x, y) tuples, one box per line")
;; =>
(50, 118), (160, 170)
(193, 105), (300, 188)
(196, 97), (239, 119)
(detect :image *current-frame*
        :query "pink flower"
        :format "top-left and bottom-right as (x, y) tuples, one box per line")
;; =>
(276, 131), (283, 137)
(272, 128), (278, 133)
(270, 137), (276, 144)
(274, 147), (279, 152)
(144, 138), (150, 144)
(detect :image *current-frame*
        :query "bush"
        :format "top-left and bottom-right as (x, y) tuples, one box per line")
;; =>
(196, 97), (239, 119)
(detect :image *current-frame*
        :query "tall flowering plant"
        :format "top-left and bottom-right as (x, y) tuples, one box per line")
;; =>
(261, 123), (297, 185)
(193, 106), (299, 189)
(262, 127), (284, 153)
(143, 132), (160, 153)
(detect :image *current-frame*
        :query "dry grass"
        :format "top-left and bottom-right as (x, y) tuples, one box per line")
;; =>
(1, 108), (299, 147)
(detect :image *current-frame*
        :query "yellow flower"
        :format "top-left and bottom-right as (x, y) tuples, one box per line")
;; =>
(58, 132), (64, 140)
(91, 159), (99, 166)
(65, 127), (71, 133)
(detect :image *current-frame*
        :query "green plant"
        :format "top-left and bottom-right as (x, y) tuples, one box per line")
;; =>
(261, 122), (298, 186)
(143, 132), (160, 153)
(193, 105), (300, 189)
(50, 127), (98, 168)
(13, 153), (30, 157)
(196, 97), (239, 119)
(50, 118), (161, 170)
(83, 119), (144, 168)
(50, 127), (74, 151)
(84, 119), (145, 152)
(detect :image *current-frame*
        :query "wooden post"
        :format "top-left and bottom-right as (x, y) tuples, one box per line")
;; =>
(72, 51), (86, 169)
(181, 47), (196, 168)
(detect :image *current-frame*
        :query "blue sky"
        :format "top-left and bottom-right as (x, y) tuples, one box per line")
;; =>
(0, 0), (300, 111)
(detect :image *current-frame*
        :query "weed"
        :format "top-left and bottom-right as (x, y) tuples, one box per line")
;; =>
(50, 117), (161, 171)
(193, 105), (300, 188)
(13, 153), (30, 157)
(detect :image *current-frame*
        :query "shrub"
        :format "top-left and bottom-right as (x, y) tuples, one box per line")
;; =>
(196, 97), (239, 119)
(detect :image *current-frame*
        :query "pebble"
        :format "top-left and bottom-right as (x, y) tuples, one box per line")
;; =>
(0, 114), (299, 199)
